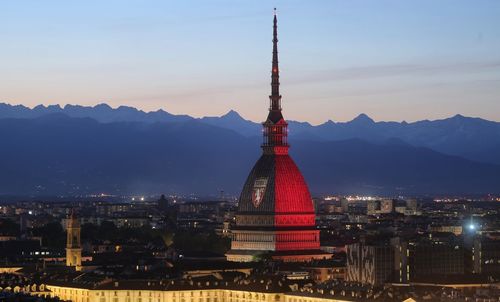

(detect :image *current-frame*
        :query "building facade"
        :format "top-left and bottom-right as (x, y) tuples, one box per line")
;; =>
(346, 241), (394, 286)
(393, 235), (465, 283)
(472, 235), (500, 274)
(46, 284), (354, 302)
(66, 210), (82, 271)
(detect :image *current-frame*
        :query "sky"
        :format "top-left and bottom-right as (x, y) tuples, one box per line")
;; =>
(1, 0), (500, 124)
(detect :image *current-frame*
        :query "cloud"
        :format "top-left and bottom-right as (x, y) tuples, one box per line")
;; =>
(287, 60), (500, 84)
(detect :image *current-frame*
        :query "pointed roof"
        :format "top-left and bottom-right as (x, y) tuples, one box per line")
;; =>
(267, 8), (283, 124)
(68, 208), (80, 228)
(271, 8), (280, 103)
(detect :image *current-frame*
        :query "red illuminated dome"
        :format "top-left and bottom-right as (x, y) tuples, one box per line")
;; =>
(226, 10), (330, 262)
(238, 154), (315, 223)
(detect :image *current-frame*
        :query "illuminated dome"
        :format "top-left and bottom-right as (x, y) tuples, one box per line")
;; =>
(226, 10), (330, 262)
(238, 154), (315, 223)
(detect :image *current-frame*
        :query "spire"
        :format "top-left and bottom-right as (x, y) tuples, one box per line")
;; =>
(263, 9), (288, 155)
(68, 208), (80, 228)
(270, 7), (281, 110)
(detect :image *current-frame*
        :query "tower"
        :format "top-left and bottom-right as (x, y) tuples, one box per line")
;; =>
(226, 9), (331, 262)
(66, 209), (82, 271)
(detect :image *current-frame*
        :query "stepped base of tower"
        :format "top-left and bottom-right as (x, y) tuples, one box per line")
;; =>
(226, 228), (331, 262)
(226, 249), (331, 262)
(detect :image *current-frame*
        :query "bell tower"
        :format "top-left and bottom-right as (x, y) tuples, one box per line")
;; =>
(66, 209), (82, 271)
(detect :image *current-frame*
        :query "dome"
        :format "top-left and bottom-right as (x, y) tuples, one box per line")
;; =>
(237, 153), (316, 227)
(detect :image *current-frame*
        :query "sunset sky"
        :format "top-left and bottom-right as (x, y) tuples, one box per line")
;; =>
(1, 0), (500, 124)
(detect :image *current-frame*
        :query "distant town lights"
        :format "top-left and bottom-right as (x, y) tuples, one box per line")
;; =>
(346, 195), (378, 201)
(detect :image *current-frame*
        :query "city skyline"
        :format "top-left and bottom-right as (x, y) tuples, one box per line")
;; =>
(2, 1), (500, 124)
(1, 3), (500, 299)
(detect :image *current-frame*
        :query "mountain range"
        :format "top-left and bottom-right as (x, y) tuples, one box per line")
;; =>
(1, 102), (499, 196)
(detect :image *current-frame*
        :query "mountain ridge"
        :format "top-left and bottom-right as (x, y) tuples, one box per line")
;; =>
(1, 102), (500, 165)
(0, 112), (500, 196)
(3, 102), (498, 125)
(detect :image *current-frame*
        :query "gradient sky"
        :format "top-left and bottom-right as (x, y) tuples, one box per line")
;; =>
(1, 0), (500, 124)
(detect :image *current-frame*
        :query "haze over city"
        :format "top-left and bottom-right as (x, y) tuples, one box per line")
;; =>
(2, 0), (500, 124)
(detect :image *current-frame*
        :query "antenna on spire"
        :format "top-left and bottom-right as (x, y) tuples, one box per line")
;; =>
(274, 7), (277, 16)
